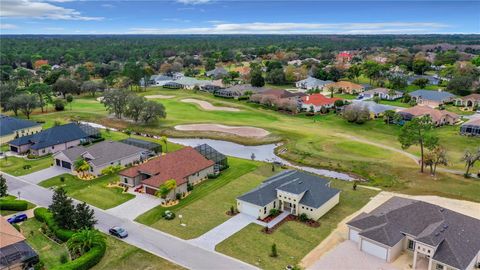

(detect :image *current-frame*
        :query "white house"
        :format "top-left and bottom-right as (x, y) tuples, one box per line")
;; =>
(358, 88), (403, 100)
(295, 76), (332, 91)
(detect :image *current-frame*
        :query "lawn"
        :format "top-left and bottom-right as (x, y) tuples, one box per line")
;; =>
(139, 161), (281, 239)
(444, 104), (476, 116)
(0, 195), (36, 216)
(39, 173), (134, 209)
(377, 99), (411, 108)
(216, 180), (379, 270)
(0, 155), (53, 176)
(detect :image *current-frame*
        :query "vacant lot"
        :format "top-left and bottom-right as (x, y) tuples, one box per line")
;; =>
(216, 180), (379, 270)
(0, 156), (53, 176)
(39, 173), (134, 209)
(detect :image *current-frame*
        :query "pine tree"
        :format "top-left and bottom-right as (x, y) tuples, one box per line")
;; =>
(0, 174), (7, 197)
(74, 202), (97, 230)
(49, 187), (76, 230)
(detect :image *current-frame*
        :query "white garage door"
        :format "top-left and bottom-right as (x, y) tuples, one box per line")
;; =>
(239, 201), (260, 218)
(349, 228), (360, 243)
(361, 239), (387, 260)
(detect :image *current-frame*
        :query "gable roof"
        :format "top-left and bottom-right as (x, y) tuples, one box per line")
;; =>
(296, 77), (332, 88)
(350, 100), (401, 115)
(461, 117), (480, 127)
(258, 89), (306, 99)
(326, 81), (364, 90)
(174, 77), (211, 86)
(456, 93), (480, 101)
(301, 94), (341, 106)
(347, 197), (480, 270)
(399, 105), (459, 123)
(237, 170), (340, 208)
(409, 90), (455, 102)
(9, 123), (99, 150)
(120, 147), (214, 187)
(55, 141), (145, 167)
(206, 67), (228, 77)
(0, 115), (41, 137)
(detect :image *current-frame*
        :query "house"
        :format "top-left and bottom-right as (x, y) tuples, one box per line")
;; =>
(164, 77), (211, 90)
(358, 88), (403, 101)
(398, 106), (459, 126)
(325, 81), (365, 94)
(120, 138), (162, 153)
(336, 51), (353, 64)
(300, 94), (341, 112)
(9, 123), (100, 156)
(349, 101), (401, 118)
(214, 84), (266, 99)
(233, 66), (251, 77)
(407, 75), (440, 86)
(256, 89), (306, 100)
(347, 197), (480, 270)
(0, 217), (39, 269)
(237, 170), (340, 220)
(53, 141), (146, 176)
(194, 143), (228, 171)
(205, 67), (228, 79)
(460, 117), (480, 136)
(0, 115), (42, 145)
(409, 90), (456, 108)
(33, 59), (48, 69)
(140, 75), (173, 87)
(295, 77), (332, 91)
(119, 147), (214, 198)
(454, 94), (480, 109)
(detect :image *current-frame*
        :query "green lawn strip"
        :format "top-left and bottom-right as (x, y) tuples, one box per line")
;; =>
(135, 157), (261, 227)
(91, 234), (185, 270)
(444, 104), (476, 116)
(377, 99), (411, 108)
(21, 219), (70, 269)
(0, 156), (53, 176)
(0, 196), (36, 216)
(39, 174), (134, 210)
(216, 180), (379, 270)
(148, 164), (282, 239)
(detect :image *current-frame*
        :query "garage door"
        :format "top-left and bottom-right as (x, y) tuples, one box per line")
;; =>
(239, 201), (260, 218)
(61, 161), (71, 169)
(361, 239), (387, 260)
(145, 187), (157, 195)
(349, 228), (360, 243)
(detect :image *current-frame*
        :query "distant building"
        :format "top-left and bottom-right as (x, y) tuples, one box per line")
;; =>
(407, 75), (440, 86)
(0, 217), (39, 269)
(164, 77), (211, 90)
(33, 59), (48, 69)
(214, 84), (266, 99)
(409, 90), (455, 108)
(358, 88), (403, 101)
(398, 105), (459, 126)
(460, 117), (480, 136)
(205, 67), (228, 79)
(0, 115), (42, 145)
(325, 81), (365, 95)
(300, 94), (341, 112)
(140, 75), (174, 87)
(295, 76), (332, 90)
(454, 94), (480, 109)
(349, 100), (401, 118)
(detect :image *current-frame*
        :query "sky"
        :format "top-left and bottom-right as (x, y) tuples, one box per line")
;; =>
(0, 0), (479, 35)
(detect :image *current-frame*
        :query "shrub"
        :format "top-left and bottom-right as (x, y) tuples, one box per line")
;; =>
(54, 99), (65, 111)
(162, 210), (175, 220)
(187, 183), (193, 192)
(299, 213), (309, 222)
(23, 164), (32, 170)
(269, 208), (280, 217)
(34, 207), (74, 242)
(60, 253), (69, 264)
(0, 199), (28, 211)
(270, 243), (278, 257)
(207, 173), (219, 179)
(52, 242), (106, 270)
(26, 154), (37, 159)
(34, 261), (45, 270)
(175, 193), (181, 200)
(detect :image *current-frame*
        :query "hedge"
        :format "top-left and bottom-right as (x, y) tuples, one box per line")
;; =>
(0, 199), (28, 211)
(33, 207), (106, 270)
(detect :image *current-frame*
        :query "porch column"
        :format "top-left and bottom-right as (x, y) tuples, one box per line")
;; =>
(412, 250), (418, 270)
(427, 257), (432, 270)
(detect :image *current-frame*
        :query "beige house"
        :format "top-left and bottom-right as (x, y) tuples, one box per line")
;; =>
(398, 105), (459, 126)
(237, 170), (340, 220)
(325, 81), (365, 94)
(0, 115), (42, 145)
(454, 93), (480, 109)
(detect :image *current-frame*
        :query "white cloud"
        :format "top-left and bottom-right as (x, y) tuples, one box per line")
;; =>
(176, 0), (211, 5)
(128, 22), (451, 34)
(0, 23), (18, 29)
(0, 0), (103, 21)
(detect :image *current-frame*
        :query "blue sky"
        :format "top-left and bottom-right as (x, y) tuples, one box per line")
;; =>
(1, 1), (479, 34)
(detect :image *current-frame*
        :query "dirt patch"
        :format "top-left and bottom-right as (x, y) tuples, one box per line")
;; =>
(145, 95), (175, 99)
(300, 191), (480, 269)
(181, 98), (240, 112)
(174, 124), (269, 138)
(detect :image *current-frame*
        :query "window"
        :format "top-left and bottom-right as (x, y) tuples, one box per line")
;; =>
(435, 264), (444, 270)
(124, 178), (128, 184)
(273, 201), (276, 208)
(407, 239), (415, 250)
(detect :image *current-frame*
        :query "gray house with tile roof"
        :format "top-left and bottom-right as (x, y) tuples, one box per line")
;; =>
(236, 170), (340, 220)
(347, 197), (480, 270)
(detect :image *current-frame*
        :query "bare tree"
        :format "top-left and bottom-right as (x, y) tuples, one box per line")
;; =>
(462, 147), (480, 177)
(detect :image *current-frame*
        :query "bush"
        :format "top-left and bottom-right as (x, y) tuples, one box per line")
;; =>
(269, 208), (280, 217)
(299, 213), (309, 222)
(54, 99), (65, 111)
(60, 253), (69, 264)
(34, 207), (74, 242)
(26, 154), (38, 159)
(207, 173), (219, 179)
(175, 193), (181, 200)
(52, 242), (106, 270)
(187, 183), (193, 192)
(162, 210), (175, 220)
(23, 164), (32, 170)
(0, 199), (28, 211)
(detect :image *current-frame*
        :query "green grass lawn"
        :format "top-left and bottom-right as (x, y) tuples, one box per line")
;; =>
(444, 104), (476, 116)
(138, 161), (280, 239)
(39, 174), (134, 209)
(0, 195), (36, 216)
(377, 99), (411, 108)
(0, 156), (53, 176)
(216, 180), (379, 270)
(21, 219), (70, 269)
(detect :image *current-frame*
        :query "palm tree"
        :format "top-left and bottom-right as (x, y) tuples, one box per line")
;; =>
(67, 229), (105, 257)
(161, 136), (168, 153)
(74, 158), (91, 178)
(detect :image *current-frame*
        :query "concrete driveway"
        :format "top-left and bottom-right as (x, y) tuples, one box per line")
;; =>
(308, 241), (399, 270)
(20, 166), (70, 184)
(106, 192), (162, 220)
(189, 213), (256, 251)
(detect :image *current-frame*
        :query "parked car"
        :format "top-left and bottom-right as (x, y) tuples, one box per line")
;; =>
(109, 227), (128, 238)
(7, 213), (28, 224)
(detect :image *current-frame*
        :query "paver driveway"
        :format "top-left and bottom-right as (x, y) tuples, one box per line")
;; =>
(20, 166), (70, 184)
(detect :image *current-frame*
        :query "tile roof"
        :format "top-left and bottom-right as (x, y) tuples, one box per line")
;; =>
(457, 93), (480, 101)
(347, 197), (480, 270)
(409, 90), (455, 102)
(206, 67), (228, 77)
(9, 123), (98, 150)
(56, 141), (145, 167)
(326, 81), (364, 90)
(120, 147), (214, 188)
(350, 100), (401, 115)
(301, 94), (341, 106)
(0, 217), (25, 248)
(237, 170), (340, 208)
(0, 115), (41, 137)
(399, 105), (459, 123)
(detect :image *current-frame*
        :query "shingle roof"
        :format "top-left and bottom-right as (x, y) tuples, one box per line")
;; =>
(174, 77), (211, 86)
(350, 100), (400, 115)
(206, 67), (228, 77)
(409, 90), (455, 102)
(362, 88), (403, 96)
(237, 170), (340, 208)
(456, 93), (480, 101)
(120, 147), (214, 187)
(399, 105), (459, 123)
(461, 117), (480, 127)
(0, 217), (25, 248)
(347, 197), (480, 270)
(9, 123), (98, 150)
(56, 141), (145, 167)
(297, 77), (332, 88)
(0, 115), (40, 137)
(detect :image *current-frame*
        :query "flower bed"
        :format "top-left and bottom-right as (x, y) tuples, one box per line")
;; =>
(261, 214), (320, 234)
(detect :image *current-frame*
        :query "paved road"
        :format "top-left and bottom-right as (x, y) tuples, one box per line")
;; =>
(3, 172), (257, 270)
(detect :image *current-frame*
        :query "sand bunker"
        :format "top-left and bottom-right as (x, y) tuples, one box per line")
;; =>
(181, 99), (240, 112)
(145, 95), (175, 99)
(175, 124), (269, 138)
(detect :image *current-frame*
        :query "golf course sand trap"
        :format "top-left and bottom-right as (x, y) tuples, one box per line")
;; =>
(145, 95), (175, 99)
(181, 99), (240, 112)
(175, 124), (269, 138)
